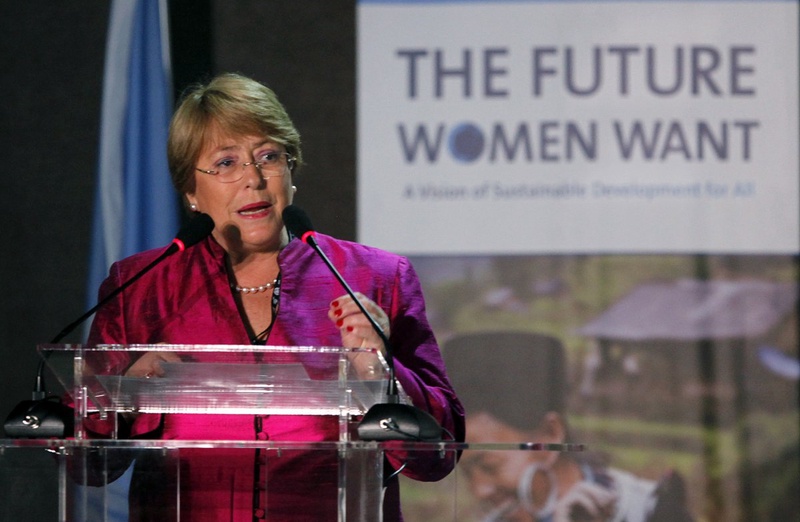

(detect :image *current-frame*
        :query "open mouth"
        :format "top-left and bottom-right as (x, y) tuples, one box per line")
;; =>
(237, 201), (272, 217)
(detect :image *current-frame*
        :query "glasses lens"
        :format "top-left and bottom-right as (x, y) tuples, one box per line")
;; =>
(216, 161), (240, 182)
(259, 153), (289, 170)
(256, 153), (292, 178)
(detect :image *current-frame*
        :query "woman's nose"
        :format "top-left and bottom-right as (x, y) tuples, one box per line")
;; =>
(242, 161), (266, 188)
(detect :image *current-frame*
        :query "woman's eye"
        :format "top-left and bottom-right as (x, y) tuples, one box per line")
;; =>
(259, 152), (279, 163)
(216, 158), (236, 169)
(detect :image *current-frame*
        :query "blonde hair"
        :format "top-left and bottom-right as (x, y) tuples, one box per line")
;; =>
(167, 73), (303, 195)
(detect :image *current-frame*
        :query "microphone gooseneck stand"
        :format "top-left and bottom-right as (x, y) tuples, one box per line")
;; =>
(282, 205), (443, 442)
(3, 213), (215, 438)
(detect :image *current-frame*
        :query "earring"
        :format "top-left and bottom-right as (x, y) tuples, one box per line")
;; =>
(517, 462), (558, 519)
(190, 203), (198, 212)
(292, 185), (297, 193)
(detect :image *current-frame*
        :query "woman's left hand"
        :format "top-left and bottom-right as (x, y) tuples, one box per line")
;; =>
(328, 292), (390, 356)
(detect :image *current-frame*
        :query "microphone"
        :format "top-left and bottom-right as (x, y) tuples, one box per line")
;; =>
(282, 205), (442, 441)
(3, 213), (215, 438)
(51, 212), (215, 344)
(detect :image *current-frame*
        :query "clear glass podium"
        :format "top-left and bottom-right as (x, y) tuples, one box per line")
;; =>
(0, 345), (583, 521)
(38, 344), (392, 439)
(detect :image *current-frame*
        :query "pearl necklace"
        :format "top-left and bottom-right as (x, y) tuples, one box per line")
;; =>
(233, 278), (279, 294)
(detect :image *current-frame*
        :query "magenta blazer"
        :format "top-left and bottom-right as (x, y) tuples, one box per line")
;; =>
(86, 233), (465, 521)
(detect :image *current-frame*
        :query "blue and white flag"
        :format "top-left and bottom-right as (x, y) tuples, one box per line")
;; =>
(87, 0), (179, 310)
(81, 3), (178, 517)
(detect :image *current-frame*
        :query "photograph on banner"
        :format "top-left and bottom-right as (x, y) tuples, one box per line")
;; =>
(397, 253), (799, 522)
(357, 0), (799, 255)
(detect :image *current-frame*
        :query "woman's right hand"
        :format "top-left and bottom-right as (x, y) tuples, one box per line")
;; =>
(125, 351), (182, 378)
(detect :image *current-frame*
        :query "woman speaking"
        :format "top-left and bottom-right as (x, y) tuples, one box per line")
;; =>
(87, 73), (464, 521)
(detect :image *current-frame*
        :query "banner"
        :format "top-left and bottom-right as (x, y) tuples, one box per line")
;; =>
(358, 0), (799, 255)
(358, 2), (800, 521)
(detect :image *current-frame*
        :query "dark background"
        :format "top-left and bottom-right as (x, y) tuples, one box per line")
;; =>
(1, 0), (357, 437)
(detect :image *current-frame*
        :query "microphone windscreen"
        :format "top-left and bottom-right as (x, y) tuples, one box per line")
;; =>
(176, 213), (215, 248)
(282, 205), (315, 238)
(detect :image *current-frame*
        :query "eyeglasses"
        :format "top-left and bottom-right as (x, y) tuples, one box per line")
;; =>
(196, 152), (295, 183)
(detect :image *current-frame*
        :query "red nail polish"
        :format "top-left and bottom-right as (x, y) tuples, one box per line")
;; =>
(332, 300), (339, 307)
(346, 326), (354, 333)
(336, 319), (343, 327)
(334, 309), (342, 317)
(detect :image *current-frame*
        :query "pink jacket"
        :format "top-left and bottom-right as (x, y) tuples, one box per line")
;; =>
(86, 233), (465, 521)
